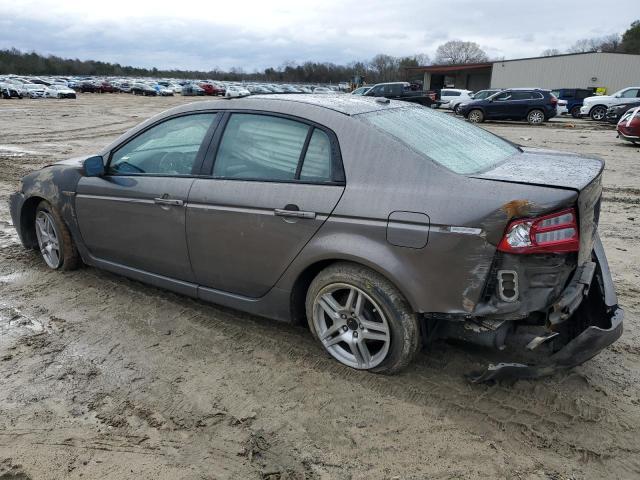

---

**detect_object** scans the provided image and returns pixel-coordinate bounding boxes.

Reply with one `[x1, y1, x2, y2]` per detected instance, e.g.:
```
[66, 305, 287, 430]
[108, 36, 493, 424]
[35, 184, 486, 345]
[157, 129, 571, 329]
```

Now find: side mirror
[84, 155, 105, 177]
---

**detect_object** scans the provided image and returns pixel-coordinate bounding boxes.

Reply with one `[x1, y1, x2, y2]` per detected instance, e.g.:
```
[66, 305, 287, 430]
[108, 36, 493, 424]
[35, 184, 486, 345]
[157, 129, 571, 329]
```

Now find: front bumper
[469, 236, 623, 383]
[580, 105, 590, 116]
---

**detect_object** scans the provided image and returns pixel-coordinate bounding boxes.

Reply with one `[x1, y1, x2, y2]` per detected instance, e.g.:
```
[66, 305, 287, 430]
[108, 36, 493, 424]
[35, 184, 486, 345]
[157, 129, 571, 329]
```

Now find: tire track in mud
[3, 246, 639, 476]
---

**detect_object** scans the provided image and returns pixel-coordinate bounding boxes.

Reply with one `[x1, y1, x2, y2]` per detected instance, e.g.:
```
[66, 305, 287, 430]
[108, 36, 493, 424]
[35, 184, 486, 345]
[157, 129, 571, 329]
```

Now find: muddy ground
[0, 94, 639, 480]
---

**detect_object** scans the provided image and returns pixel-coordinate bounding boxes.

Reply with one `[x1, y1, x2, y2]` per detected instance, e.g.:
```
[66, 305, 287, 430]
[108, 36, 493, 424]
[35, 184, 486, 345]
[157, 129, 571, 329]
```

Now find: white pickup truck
[580, 86, 640, 120]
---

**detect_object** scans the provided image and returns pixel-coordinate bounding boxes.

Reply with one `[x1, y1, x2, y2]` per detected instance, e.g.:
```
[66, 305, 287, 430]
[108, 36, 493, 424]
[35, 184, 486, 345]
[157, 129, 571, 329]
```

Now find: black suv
[458, 89, 557, 125]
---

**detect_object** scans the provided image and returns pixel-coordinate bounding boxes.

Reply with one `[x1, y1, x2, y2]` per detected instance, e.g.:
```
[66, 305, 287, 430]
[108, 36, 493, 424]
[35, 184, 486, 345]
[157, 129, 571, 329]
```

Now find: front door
[485, 90, 512, 119]
[187, 112, 345, 297]
[76, 112, 219, 281]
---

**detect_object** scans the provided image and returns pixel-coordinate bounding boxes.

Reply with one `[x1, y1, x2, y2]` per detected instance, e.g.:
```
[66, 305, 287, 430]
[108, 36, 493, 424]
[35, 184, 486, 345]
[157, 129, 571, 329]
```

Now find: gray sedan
[9, 95, 623, 381]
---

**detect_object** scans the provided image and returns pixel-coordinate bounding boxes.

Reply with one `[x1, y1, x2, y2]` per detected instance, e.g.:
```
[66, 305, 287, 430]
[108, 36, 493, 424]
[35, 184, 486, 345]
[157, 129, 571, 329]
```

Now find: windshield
[361, 106, 518, 174]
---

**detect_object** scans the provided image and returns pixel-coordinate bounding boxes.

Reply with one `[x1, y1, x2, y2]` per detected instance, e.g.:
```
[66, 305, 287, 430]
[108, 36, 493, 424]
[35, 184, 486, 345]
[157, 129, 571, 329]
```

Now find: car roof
[230, 94, 407, 116]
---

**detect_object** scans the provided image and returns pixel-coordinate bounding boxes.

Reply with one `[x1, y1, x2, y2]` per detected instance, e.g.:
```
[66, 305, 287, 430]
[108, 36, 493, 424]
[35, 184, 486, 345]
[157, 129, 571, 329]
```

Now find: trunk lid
[472, 147, 604, 263]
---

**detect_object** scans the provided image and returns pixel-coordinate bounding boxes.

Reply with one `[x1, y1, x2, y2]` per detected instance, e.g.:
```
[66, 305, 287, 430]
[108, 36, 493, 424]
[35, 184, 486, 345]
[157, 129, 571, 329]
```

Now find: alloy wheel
[468, 110, 482, 123]
[35, 211, 62, 269]
[528, 110, 544, 124]
[591, 107, 606, 121]
[312, 283, 391, 369]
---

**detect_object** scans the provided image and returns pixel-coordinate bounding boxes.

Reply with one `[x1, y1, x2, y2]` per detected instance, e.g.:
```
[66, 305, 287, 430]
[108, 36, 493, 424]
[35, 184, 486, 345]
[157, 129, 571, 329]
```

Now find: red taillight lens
[550, 95, 558, 106]
[497, 208, 579, 254]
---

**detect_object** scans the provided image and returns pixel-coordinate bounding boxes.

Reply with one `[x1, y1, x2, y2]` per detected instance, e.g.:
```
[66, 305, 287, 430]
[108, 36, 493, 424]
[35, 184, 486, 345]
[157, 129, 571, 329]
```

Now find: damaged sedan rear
[8, 95, 623, 381]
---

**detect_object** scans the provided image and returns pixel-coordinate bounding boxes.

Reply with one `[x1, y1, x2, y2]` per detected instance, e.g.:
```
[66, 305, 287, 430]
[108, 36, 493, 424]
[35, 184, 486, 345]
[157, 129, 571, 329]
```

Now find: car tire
[305, 262, 421, 374]
[590, 105, 607, 121]
[570, 106, 581, 118]
[467, 109, 484, 123]
[34, 200, 80, 271]
[453, 103, 461, 114]
[527, 109, 545, 125]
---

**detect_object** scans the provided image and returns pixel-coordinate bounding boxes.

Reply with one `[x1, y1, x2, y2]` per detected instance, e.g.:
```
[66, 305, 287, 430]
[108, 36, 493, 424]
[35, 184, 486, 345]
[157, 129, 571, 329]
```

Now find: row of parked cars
[354, 81, 640, 144]
[0, 75, 348, 100]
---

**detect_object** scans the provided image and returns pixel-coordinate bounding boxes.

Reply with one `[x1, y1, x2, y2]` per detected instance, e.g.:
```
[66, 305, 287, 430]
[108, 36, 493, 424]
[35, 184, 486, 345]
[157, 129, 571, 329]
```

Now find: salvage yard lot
[0, 95, 639, 480]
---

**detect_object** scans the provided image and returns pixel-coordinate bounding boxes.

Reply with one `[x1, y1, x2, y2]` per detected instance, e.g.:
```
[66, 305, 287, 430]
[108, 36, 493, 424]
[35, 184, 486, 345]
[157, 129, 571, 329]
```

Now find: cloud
[0, 0, 636, 71]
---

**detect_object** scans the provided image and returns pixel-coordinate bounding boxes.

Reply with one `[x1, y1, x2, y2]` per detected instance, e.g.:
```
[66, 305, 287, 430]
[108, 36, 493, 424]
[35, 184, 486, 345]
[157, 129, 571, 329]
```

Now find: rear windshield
[361, 106, 518, 174]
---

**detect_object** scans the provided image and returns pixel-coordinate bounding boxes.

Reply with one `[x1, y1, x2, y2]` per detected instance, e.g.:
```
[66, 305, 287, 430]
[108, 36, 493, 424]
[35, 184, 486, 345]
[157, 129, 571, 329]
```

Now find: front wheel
[453, 103, 461, 114]
[306, 263, 420, 374]
[527, 109, 545, 125]
[590, 105, 607, 121]
[570, 106, 581, 118]
[34, 201, 80, 270]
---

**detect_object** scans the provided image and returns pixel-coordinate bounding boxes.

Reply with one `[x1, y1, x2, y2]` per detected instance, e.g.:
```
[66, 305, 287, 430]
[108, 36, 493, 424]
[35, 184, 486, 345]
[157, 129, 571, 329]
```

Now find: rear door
[186, 112, 345, 297]
[76, 112, 219, 282]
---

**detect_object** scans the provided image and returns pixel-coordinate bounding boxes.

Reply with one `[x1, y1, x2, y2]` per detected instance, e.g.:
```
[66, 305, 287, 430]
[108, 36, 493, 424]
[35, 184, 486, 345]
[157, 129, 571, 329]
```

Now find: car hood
[470, 147, 603, 191]
[584, 95, 611, 103]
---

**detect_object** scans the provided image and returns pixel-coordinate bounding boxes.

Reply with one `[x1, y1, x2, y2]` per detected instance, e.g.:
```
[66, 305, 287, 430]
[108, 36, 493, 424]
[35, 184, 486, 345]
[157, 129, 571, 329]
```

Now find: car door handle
[154, 197, 184, 207]
[274, 208, 316, 219]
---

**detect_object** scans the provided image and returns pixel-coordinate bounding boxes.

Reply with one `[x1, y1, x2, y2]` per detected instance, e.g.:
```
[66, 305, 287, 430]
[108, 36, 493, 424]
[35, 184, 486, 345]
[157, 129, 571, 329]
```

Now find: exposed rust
[501, 199, 534, 220]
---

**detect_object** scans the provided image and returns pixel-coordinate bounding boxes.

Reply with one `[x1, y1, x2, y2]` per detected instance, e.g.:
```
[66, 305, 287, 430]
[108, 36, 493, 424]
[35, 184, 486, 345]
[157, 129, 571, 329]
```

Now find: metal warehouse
[407, 52, 640, 94]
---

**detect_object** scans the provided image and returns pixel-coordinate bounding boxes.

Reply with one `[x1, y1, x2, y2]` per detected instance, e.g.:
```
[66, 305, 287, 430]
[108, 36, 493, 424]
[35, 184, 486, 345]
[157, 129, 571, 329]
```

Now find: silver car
[9, 95, 623, 381]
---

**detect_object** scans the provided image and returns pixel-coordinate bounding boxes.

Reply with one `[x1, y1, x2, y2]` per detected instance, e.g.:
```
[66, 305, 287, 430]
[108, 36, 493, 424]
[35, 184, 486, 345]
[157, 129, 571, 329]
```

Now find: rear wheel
[570, 106, 581, 118]
[527, 109, 545, 125]
[590, 105, 607, 121]
[467, 109, 484, 123]
[306, 263, 420, 374]
[453, 103, 461, 114]
[34, 201, 79, 270]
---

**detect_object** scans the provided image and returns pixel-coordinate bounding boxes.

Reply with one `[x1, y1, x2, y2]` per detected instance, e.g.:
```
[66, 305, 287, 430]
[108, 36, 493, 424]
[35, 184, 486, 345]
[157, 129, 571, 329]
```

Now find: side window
[576, 90, 591, 99]
[494, 91, 512, 101]
[510, 91, 530, 100]
[441, 90, 450, 97]
[109, 114, 216, 175]
[300, 129, 332, 182]
[449, 91, 461, 97]
[370, 86, 384, 96]
[213, 114, 309, 181]
[563, 90, 575, 98]
[621, 88, 639, 98]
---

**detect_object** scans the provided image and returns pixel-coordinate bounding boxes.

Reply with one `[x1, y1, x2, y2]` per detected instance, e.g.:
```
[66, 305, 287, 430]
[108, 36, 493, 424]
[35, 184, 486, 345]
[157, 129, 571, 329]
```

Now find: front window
[361, 106, 518, 175]
[620, 88, 639, 98]
[109, 114, 216, 175]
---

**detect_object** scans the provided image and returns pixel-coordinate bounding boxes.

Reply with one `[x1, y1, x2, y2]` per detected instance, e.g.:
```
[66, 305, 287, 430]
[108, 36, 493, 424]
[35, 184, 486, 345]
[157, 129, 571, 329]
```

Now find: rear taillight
[497, 208, 579, 254]
[550, 95, 558, 106]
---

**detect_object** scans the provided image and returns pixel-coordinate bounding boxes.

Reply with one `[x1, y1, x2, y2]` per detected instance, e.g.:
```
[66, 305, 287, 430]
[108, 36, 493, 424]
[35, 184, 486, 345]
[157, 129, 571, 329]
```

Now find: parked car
[131, 83, 158, 96]
[351, 86, 371, 95]
[225, 85, 251, 98]
[437, 89, 473, 113]
[181, 83, 205, 96]
[8, 96, 622, 381]
[312, 86, 333, 94]
[556, 99, 568, 115]
[1, 83, 23, 99]
[364, 82, 435, 107]
[75, 81, 101, 93]
[199, 82, 225, 96]
[617, 106, 640, 145]
[20, 83, 46, 98]
[454, 89, 502, 115]
[44, 84, 77, 99]
[550, 88, 593, 118]
[606, 101, 640, 124]
[154, 84, 174, 96]
[97, 81, 118, 93]
[459, 88, 558, 125]
[580, 86, 640, 121]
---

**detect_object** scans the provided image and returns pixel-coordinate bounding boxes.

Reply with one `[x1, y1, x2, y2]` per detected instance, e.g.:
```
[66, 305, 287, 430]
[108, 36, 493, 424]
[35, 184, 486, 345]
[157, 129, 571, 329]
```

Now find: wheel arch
[19, 195, 47, 248]
[287, 254, 417, 326]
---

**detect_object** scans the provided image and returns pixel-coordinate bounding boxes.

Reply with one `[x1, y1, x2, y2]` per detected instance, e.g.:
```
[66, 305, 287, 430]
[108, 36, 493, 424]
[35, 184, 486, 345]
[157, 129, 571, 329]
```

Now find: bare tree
[369, 54, 400, 82]
[569, 34, 622, 53]
[540, 48, 561, 56]
[434, 40, 489, 65]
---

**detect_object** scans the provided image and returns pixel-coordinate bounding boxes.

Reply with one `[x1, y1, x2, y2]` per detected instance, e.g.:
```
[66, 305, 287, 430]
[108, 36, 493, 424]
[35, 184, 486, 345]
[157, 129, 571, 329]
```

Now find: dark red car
[198, 82, 224, 96]
[617, 107, 640, 145]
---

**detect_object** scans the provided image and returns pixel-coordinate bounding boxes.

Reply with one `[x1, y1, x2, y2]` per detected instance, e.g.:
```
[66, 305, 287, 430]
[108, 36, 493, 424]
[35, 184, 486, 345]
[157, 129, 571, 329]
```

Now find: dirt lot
[0, 94, 639, 480]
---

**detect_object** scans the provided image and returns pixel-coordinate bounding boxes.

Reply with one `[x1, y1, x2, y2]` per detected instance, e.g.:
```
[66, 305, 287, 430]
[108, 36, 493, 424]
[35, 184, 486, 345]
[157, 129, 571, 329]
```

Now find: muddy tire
[467, 109, 484, 123]
[527, 109, 545, 125]
[34, 200, 80, 271]
[305, 262, 420, 374]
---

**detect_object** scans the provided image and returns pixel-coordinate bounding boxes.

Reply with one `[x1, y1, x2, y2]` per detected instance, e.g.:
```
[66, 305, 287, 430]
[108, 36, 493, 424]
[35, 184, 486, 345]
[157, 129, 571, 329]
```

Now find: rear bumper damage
[467, 235, 623, 383]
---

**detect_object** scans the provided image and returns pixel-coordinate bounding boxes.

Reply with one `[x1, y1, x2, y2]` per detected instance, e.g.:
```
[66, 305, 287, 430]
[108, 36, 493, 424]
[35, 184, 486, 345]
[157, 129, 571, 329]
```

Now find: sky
[0, 0, 637, 71]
